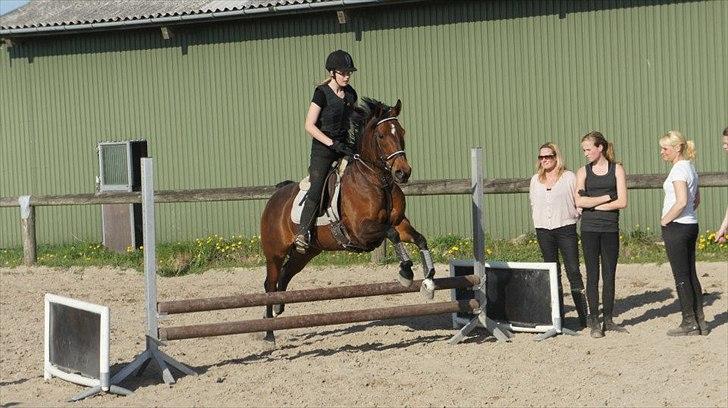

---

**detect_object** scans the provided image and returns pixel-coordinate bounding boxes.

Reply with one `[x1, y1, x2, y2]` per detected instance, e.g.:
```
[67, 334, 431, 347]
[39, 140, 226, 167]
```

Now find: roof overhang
[0, 0, 426, 38]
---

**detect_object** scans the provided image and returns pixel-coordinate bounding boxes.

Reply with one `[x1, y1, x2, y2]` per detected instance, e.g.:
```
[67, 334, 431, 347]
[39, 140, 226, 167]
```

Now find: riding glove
[330, 140, 355, 157]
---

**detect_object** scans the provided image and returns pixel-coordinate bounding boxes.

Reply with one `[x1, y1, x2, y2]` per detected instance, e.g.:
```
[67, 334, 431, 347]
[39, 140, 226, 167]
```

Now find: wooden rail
[158, 299, 480, 341]
[1, 172, 726, 266]
[2, 173, 725, 208]
[158, 275, 481, 314]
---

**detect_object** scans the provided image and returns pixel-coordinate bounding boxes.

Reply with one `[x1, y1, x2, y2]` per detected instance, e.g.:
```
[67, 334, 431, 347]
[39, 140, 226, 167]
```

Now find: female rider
[294, 50, 358, 253]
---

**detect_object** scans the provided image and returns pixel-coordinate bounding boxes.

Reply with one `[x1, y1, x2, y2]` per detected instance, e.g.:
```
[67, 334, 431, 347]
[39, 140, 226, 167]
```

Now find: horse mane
[348, 97, 391, 149]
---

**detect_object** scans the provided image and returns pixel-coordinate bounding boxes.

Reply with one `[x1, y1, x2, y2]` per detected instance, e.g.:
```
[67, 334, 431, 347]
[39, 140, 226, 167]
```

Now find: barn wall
[1, 0, 726, 246]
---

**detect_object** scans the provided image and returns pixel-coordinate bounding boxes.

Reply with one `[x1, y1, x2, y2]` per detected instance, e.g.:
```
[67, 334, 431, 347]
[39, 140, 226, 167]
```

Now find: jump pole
[448, 147, 513, 344]
[110, 158, 196, 388]
[158, 275, 480, 314]
[161, 299, 479, 341]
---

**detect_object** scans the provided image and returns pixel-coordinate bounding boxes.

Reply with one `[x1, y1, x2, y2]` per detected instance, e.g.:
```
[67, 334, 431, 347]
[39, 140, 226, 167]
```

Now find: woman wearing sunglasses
[294, 50, 360, 253]
[529, 142, 588, 330]
[575, 131, 629, 338]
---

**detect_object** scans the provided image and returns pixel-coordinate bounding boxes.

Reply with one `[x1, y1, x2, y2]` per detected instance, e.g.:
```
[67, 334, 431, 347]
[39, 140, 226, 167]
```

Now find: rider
[294, 50, 359, 254]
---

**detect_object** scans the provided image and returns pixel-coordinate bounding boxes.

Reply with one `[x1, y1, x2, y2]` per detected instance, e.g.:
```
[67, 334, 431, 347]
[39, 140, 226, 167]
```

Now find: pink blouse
[529, 170, 580, 230]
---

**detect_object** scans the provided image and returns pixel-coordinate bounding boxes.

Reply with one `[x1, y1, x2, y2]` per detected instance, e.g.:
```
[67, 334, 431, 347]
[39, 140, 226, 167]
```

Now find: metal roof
[0, 0, 401, 33]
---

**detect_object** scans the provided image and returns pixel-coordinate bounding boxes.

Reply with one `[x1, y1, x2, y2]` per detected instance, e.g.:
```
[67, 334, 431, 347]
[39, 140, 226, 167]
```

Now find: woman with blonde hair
[659, 130, 707, 335]
[529, 142, 587, 328]
[575, 131, 628, 338]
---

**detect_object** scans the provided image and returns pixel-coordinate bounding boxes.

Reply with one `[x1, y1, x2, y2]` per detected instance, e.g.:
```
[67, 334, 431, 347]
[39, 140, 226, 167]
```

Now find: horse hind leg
[263, 256, 284, 343]
[272, 250, 317, 317]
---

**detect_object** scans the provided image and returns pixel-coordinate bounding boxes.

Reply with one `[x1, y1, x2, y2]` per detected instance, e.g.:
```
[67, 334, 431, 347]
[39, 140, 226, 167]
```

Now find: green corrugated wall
[1, 0, 727, 246]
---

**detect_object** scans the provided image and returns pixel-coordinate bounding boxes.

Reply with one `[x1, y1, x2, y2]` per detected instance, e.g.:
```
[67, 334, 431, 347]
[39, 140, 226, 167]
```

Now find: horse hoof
[262, 332, 276, 344]
[273, 304, 284, 316]
[397, 274, 413, 287]
[420, 278, 435, 300]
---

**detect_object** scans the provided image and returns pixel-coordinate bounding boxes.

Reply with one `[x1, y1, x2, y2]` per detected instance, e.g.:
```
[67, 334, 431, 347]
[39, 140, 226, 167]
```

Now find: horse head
[353, 98, 411, 184]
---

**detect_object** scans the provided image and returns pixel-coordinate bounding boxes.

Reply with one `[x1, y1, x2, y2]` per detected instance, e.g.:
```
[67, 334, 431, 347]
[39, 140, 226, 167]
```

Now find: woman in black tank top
[575, 131, 629, 338]
[294, 50, 359, 254]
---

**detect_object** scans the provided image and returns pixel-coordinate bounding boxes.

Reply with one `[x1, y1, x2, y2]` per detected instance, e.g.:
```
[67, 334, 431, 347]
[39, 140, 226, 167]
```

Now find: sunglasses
[538, 154, 556, 160]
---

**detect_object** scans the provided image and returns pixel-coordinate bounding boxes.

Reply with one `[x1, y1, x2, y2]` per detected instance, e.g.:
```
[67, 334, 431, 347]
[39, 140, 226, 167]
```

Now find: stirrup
[294, 234, 309, 254]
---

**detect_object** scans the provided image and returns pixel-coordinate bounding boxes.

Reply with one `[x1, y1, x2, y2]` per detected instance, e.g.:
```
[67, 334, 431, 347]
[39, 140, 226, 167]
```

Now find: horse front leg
[394, 218, 436, 299]
[385, 227, 415, 288]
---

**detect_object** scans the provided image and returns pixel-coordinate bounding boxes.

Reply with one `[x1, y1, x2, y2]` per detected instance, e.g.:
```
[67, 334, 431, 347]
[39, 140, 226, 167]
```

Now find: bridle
[353, 117, 407, 181]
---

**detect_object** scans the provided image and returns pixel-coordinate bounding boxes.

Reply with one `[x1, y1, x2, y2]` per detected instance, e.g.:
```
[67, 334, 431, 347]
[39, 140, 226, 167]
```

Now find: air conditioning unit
[97, 140, 147, 252]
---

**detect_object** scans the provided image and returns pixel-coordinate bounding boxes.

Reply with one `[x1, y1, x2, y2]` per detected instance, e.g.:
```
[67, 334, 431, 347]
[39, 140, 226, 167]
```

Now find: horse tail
[275, 180, 296, 189]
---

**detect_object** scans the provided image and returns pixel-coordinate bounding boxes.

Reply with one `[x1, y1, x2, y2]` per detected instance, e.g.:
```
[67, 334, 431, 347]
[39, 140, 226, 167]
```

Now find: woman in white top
[659, 130, 706, 336]
[529, 142, 587, 328]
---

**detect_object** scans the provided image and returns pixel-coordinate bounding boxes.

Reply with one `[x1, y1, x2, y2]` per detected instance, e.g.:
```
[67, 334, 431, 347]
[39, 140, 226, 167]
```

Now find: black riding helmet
[325, 50, 357, 72]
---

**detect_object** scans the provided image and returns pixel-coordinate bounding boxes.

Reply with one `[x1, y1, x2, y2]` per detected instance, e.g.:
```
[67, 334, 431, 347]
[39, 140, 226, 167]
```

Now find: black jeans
[536, 224, 584, 291]
[662, 222, 701, 311]
[298, 141, 345, 234]
[536, 224, 585, 317]
[581, 231, 619, 317]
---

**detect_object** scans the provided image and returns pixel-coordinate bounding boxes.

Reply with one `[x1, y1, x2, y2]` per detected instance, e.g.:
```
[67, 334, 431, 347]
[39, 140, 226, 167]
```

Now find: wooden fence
[1, 173, 726, 265]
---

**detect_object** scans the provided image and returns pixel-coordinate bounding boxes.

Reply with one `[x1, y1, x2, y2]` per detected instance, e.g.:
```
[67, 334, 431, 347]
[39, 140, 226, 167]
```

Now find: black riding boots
[572, 290, 589, 328]
[294, 198, 318, 254]
[667, 282, 700, 336]
[587, 315, 603, 338]
[602, 315, 629, 333]
[694, 290, 710, 335]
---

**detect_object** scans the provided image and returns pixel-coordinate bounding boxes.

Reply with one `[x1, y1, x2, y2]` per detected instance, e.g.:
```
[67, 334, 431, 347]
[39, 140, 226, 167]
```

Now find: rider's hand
[330, 140, 355, 157]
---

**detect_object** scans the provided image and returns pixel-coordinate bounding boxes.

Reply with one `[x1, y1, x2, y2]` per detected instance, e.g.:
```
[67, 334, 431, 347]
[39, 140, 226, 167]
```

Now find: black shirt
[311, 84, 358, 140]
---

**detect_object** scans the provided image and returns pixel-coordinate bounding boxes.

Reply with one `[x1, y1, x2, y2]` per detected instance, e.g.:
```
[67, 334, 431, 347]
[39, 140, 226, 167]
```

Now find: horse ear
[391, 99, 402, 117]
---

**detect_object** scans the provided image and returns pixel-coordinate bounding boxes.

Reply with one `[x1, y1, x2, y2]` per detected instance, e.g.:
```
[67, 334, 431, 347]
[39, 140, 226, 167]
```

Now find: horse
[259, 98, 436, 342]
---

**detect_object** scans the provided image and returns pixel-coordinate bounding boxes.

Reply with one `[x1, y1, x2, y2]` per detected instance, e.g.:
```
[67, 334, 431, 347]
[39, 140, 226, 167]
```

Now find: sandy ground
[1, 262, 727, 407]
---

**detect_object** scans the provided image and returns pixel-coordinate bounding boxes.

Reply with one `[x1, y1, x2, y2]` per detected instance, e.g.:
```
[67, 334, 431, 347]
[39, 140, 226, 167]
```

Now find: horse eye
[377, 134, 384, 139]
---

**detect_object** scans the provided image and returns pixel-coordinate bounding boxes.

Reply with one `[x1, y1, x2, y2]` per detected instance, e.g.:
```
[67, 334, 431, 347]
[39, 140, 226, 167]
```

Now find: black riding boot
[294, 197, 318, 253]
[572, 290, 588, 329]
[587, 315, 603, 338]
[694, 290, 709, 335]
[667, 282, 700, 337]
[602, 315, 628, 333]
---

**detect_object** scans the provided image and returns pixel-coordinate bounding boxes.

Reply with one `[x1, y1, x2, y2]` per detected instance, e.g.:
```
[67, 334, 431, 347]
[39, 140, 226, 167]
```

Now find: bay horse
[260, 98, 436, 341]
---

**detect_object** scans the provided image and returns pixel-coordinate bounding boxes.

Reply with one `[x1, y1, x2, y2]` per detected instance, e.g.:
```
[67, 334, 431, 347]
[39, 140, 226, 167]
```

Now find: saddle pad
[290, 182, 342, 227]
[298, 157, 348, 191]
[291, 158, 348, 226]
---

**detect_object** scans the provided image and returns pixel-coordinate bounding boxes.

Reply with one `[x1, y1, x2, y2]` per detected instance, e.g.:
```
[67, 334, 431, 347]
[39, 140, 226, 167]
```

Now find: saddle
[290, 158, 348, 227]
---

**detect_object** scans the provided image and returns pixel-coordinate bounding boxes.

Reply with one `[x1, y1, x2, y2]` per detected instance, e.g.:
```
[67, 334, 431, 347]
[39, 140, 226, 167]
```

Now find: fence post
[19, 195, 37, 266]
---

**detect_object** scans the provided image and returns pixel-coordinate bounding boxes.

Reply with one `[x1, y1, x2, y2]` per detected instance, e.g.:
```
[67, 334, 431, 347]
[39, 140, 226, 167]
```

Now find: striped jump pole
[159, 299, 480, 341]
[158, 275, 480, 315]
